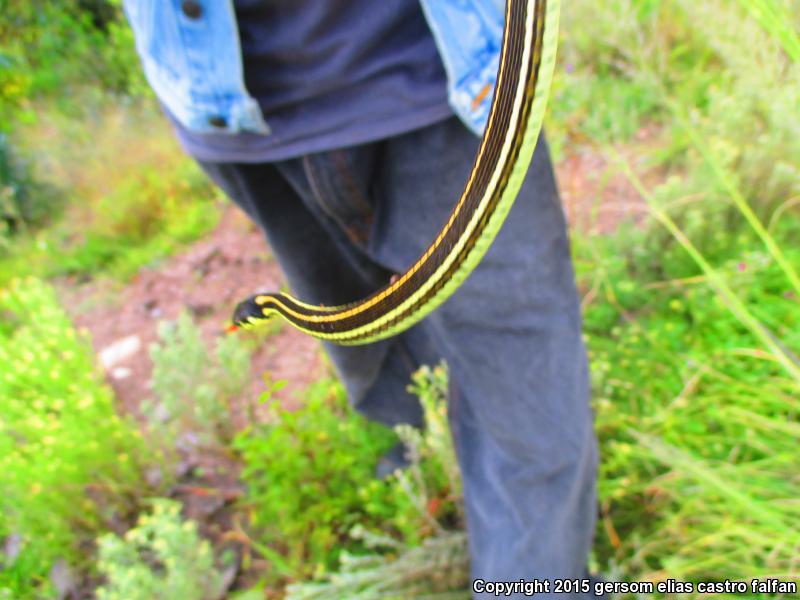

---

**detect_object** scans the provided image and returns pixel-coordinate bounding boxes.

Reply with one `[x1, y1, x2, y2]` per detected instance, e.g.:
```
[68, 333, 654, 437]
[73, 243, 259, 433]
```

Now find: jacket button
[208, 115, 227, 128]
[181, 0, 202, 19]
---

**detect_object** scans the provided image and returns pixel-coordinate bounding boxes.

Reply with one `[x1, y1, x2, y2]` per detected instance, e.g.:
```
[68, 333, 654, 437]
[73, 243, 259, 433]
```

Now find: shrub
[51, 157, 220, 279]
[146, 312, 251, 445]
[0, 0, 146, 128]
[286, 364, 469, 599]
[96, 499, 229, 600]
[0, 277, 149, 598]
[0, 105, 221, 284]
[0, 134, 59, 247]
[233, 378, 418, 582]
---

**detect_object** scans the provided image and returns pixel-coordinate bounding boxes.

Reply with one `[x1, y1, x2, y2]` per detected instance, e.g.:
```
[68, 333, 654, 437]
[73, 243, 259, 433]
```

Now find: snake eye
[231, 295, 262, 327]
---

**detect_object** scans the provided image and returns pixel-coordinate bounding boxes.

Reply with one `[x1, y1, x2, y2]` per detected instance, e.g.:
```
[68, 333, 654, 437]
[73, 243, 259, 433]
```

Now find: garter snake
[230, 0, 560, 345]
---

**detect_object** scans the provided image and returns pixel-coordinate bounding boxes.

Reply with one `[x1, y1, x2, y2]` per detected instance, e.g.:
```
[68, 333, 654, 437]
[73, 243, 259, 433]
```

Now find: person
[123, 1, 599, 597]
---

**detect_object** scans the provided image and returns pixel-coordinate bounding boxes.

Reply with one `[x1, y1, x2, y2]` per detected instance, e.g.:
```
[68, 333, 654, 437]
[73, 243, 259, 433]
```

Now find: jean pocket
[302, 148, 376, 247]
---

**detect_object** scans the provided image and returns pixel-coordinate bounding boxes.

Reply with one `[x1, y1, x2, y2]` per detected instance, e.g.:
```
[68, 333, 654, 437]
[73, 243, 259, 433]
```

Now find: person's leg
[367, 117, 598, 598]
[198, 159, 434, 430]
[200, 116, 598, 595]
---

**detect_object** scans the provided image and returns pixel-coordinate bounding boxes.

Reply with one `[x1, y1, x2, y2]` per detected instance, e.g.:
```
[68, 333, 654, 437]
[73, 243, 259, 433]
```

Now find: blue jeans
[199, 116, 598, 598]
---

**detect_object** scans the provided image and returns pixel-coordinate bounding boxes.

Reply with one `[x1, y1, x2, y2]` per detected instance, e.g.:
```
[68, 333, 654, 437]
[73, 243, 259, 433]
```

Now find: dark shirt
[171, 0, 452, 162]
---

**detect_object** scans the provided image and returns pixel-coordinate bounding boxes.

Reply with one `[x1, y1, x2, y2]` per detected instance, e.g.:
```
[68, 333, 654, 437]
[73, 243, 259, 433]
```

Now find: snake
[229, 0, 560, 345]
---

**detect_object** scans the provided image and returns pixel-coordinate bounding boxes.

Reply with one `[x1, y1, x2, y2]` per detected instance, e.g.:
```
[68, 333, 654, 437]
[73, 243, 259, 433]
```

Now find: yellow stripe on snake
[230, 0, 561, 345]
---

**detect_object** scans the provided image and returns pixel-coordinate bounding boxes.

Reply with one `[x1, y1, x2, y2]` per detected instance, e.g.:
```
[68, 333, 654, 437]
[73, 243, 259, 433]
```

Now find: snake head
[231, 294, 275, 330]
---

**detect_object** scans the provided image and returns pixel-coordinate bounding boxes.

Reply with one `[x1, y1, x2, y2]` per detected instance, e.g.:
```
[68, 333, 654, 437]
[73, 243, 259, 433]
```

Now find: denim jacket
[122, 0, 504, 136]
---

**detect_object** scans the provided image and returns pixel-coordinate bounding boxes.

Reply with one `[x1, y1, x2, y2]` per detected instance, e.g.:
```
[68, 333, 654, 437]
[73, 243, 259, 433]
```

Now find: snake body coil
[231, 0, 561, 345]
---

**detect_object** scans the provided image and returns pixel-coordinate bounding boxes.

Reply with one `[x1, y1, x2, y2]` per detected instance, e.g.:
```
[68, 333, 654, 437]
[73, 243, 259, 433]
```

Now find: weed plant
[51, 157, 219, 279]
[1, 0, 215, 282]
[96, 499, 229, 600]
[0, 278, 149, 598]
[233, 374, 458, 586]
[0, 135, 60, 245]
[288, 0, 800, 594]
[577, 220, 800, 586]
[553, 0, 799, 221]
[146, 312, 251, 446]
[285, 364, 469, 599]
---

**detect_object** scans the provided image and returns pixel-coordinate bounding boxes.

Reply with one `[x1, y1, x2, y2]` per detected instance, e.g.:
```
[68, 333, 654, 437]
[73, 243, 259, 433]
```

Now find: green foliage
[645, 0, 800, 256]
[1, 31, 222, 292]
[286, 364, 469, 600]
[0, 1, 797, 597]
[0, 277, 149, 598]
[552, 1, 800, 588]
[146, 312, 251, 445]
[234, 379, 420, 583]
[736, 0, 800, 61]
[549, 72, 662, 153]
[580, 223, 800, 585]
[287, 529, 469, 600]
[0, 0, 146, 129]
[572, 92, 800, 583]
[50, 160, 219, 279]
[394, 364, 463, 534]
[0, 134, 60, 248]
[96, 499, 229, 600]
[554, 0, 799, 207]
[0, 105, 221, 284]
[553, 0, 729, 145]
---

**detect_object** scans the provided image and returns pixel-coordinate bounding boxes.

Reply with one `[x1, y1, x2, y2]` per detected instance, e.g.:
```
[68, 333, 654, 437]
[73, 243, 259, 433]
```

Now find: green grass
[551, 0, 800, 593]
[577, 221, 800, 589]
